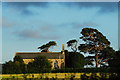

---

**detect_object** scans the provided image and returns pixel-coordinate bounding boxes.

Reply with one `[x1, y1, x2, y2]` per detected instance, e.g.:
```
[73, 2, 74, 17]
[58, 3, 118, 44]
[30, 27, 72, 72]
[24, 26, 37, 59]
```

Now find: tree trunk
[95, 53, 99, 68]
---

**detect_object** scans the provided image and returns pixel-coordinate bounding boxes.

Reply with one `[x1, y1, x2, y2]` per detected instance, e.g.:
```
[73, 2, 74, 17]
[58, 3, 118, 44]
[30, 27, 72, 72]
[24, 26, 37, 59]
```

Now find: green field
[0, 73, 111, 79]
[1, 73, 85, 78]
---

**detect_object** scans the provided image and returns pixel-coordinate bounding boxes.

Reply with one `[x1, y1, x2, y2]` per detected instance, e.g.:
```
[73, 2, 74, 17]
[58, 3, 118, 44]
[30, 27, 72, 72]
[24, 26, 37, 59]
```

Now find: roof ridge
[16, 52, 61, 54]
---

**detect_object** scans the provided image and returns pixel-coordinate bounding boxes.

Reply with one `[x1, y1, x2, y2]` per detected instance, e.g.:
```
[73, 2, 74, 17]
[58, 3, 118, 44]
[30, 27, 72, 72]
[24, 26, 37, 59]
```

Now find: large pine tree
[78, 28, 110, 68]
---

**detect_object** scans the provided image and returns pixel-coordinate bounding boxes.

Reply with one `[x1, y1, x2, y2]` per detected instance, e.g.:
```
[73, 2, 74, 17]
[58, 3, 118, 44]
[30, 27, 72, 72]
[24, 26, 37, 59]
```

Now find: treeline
[2, 51, 85, 74]
[51, 68, 110, 73]
[2, 56, 51, 74]
[2, 50, 120, 74]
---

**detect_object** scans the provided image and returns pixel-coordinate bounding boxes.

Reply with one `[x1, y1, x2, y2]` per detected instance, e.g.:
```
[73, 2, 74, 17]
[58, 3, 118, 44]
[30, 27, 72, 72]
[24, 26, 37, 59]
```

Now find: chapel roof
[15, 52, 65, 59]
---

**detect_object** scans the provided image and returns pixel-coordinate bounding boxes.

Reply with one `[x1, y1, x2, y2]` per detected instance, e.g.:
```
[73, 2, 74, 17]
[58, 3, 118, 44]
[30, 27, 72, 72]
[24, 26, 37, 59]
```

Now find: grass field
[0, 73, 110, 79]
[1, 73, 85, 78]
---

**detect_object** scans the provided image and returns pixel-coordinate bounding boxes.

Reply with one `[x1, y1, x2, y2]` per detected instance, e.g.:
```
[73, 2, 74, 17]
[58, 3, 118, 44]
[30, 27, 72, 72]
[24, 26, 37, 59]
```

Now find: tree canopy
[38, 41, 57, 52]
[67, 39, 78, 52]
[78, 28, 111, 68]
[2, 56, 52, 74]
[108, 50, 120, 73]
[27, 56, 52, 73]
[65, 51, 85, 68]
[13, 55, 24, 63]
[2, 56, 26, 74]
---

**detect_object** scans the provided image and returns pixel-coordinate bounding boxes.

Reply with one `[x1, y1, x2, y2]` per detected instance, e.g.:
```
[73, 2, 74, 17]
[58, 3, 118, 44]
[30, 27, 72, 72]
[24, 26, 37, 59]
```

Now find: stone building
[15, 44, 65, 69]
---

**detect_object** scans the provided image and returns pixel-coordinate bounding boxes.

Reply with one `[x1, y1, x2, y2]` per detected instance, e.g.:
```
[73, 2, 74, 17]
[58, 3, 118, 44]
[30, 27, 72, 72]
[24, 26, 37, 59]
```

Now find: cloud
[3, 2, 48, 9]
[21, 9, 33, 16]
[57, 22, 75, 27]
[39, 23, 56, 32]
[2, 18, 17, 27]
[57, 22, 99, 29]
[16, 30, 41, 38]
[14, 29, 59, 40]
[3, 2, 48, 16]
[61, 2, 118, 13]
[3, 2, 117, 17]
[73, 22, 99, 28]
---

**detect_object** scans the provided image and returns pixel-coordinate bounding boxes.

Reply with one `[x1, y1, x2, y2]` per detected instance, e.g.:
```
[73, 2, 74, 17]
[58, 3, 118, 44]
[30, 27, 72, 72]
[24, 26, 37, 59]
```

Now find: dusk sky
[2, 2, 118, 63]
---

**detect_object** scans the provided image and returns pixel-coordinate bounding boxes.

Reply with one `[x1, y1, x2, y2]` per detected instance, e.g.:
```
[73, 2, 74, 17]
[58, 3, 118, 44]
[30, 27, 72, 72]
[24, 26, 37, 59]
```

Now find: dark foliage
[27, 56, 52, 73]
[13, 56, 24, 63]
[2, 56, 52, 74]
[65, 51, 85, 68]
[38, 41, 56, 52]
[51, 68, 110, 73]
[2, 56, 26, 74]
[108, 50, 120, 73]
[67, 39, 78, 52]
[78, 28, 111, 68]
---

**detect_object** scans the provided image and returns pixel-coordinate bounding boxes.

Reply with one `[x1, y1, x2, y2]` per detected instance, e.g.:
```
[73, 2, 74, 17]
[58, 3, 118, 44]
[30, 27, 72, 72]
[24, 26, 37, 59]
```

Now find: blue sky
[2, 2, 118, 62]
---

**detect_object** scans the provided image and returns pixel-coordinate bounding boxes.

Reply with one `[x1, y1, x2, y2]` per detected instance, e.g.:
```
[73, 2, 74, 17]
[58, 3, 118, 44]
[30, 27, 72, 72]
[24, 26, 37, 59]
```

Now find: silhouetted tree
[38, 41, 57, 52]
[2, 56, 26, 74]
[13, 56, 26, 73]
[67, 39, 78, 52]
[84, 56, 94, 67]
[108, 50, 120, 73]
[78, 28, 110, 68]
[2, 60, 14, 74]
[85, 46, 115, 67]
[66, 39, 85, 68]
[99, 46, 116, 67]
[27, 56, 52, 73]
[13, 56, 24, 63]
[65, 51, 85, 68]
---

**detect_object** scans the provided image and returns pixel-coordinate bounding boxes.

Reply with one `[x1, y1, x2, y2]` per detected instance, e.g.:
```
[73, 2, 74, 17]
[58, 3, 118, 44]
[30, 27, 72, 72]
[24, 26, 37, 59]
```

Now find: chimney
[62, 44, 65, 54]
[62, 44, 64, 51]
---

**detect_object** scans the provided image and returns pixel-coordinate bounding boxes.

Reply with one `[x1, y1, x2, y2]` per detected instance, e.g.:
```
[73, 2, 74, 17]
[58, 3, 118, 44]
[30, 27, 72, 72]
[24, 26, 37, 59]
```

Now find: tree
[27, 56, 52, 73]
[78, 28, 110, 68]
[84, 47, 115, 68]
[99, 46, 116, 67]
[13, 56, 24, 63]
[65, 51, 85, 68]
[2, 56, 26, 74]
[67, 39, 78, 52]
[108, 50, 120, 73]
[2, 60, 14, 74]
[66, 39, 85, 68]
[13, 56, 26, 73]
[84, 56, 94, 67]
[38, 41, 57, 52]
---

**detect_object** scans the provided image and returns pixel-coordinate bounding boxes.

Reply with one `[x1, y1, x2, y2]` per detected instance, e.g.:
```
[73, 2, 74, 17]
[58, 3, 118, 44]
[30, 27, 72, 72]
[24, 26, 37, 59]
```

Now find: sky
[2, 2, 118, 63]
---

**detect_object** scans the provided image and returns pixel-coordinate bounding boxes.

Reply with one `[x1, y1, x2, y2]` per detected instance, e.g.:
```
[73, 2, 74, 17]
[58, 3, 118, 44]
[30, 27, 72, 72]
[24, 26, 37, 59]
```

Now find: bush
[51, 68, 110, 73]
[65, 51, 85, 68]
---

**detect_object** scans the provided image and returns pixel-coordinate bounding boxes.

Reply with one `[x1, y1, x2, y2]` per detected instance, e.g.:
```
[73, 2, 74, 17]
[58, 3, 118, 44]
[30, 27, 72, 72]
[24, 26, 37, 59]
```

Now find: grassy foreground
[1, 73, 86, 78]
[0, 73, 114, 79]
